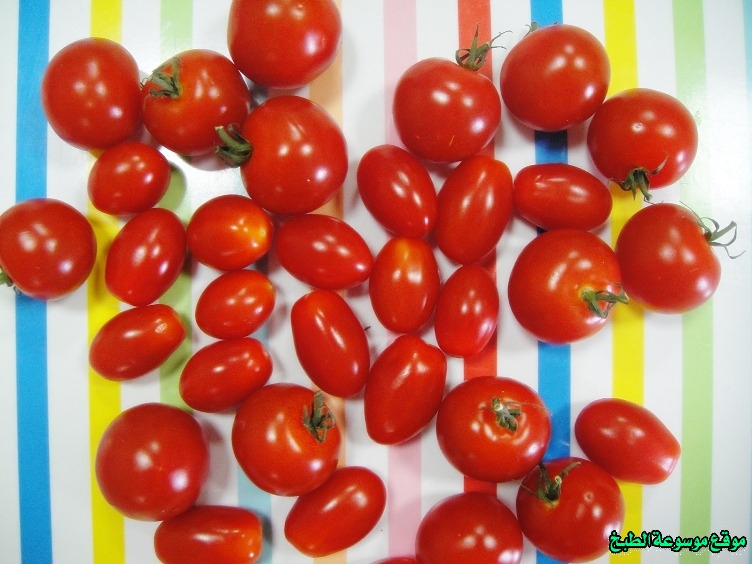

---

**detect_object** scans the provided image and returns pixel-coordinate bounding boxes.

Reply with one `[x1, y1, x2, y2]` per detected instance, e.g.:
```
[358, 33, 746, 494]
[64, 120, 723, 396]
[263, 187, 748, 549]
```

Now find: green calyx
[490, 397, 522, 432]
[535, 460, 581, 504]
[215, 125, 253, 167]
[145, 57, 182, 99]
[302, 390, 336, 444]
[455, 24, 506, 71]
[581, 285, 629, 319]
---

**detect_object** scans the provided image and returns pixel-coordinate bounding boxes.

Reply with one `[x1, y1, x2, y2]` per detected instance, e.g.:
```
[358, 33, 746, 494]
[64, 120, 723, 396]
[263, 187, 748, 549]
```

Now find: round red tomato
[436, 376, 550, 483]
[0, 198, 96, 300]
[154, 505, 263, 564]
[500, 23, 610, 132]
[364, 334, 447, 445]
[285, 466, 386, 557]
[95, 402, 209, 521]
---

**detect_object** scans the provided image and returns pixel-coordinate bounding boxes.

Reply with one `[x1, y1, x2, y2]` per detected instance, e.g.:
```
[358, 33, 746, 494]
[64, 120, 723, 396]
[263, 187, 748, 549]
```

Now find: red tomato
[435, 376, 550, 483]
[154, 505, 263, 564]
[516, 457, 625, 562]
[356, 144, 437, 238]
[434, 155, 513, 265]
[89, 304, 185, 381]
[575, 397, 681, 484]
[500, 23, 610, 132]
[227, 0, 342, 89]
[368, 237, 441, 334]
[513, 163, 613, 231]
[194, 269, 275, 339]
[275, 214, 373, 290]
[186, 194, 273, 271]
[41, 37, 141, 151]
[507, 229, 626, 344]
[415, 491, 523, 564]
[0, 198, 96, 300]
[105, 207, 186, 306]
[284, 466, 386, 557]
[179, 338, 272, 413]
[364, 334, 447, 445]
[95, 403, 209, 521]
[291, 290, 370, 398]
[232, 383, 341, 496]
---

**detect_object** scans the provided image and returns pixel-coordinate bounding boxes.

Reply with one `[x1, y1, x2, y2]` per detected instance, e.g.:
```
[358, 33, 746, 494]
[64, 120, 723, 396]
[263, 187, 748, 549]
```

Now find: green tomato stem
[215, 125, 253, 167]
[302, 390, 336, 444]
[581, 285, 629, 319]
[455, 24, 506, 71]
[144, 57, 181, 99]
[490, 397, 522, 432]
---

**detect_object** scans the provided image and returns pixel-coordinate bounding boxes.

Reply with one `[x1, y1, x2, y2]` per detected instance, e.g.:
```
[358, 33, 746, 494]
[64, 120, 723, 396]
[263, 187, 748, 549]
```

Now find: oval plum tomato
[154, 505, 263, 564]
[507, 229, 627, 344]
[435, 376, 550, 483]
[232, 383, 341, 496]
[95, 402, 209, 521]
[575, 397, 681, 484]
[291, 290, 370, 398]
[41, 37, 141, 151]
[285, 466, 386, 557]
[105, 207, 186, 306]
[275, 214, 373, 290]
[587, 88, 698, 198]
[515, 457, 625, 562]
[186, 194, 273, 271]
[434, 155, 513, 265]
[356, 144, 437, 238]
[141, 49, 251, 157]
[500, 23, 610, 132]
[415, 491, 523, 564]
[0, 198, 96, 300]
[179, 338, 272, 413]
[368, 237, 441, 334]
[89, 303, 185, 381]
[364, 334, 446, 445]
[513, 163, 612, 231]
[194, 269, 275, 339]
[227, 0, 342, 89]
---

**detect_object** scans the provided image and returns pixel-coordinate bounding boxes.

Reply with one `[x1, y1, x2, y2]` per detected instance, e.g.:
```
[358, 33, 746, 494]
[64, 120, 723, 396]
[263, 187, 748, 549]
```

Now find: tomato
[275, 214, 373, 290]
[284, 466, 386, 557]
[227, 0, 342, 89]
[364, 334, 447, 445]
[415, 491, 523, 564]
[154, 505, 263, 564]
[356, 144, 437, 238]
[95, 402, 209, 521]
[435, 376, 550, 483]
[507, 228, 627, 344]
[232, 383, 341, 496]
[500, 23, 610, 132]
[179, 338, 272, 413]
[105, 207, 186, 306]
[0, 198, 96, 300]
[141, 49, 251, 157]
[186, 194, 273, 271]
[434, 155, 513, 265]
[515, 457, 625, 562]
[368, 237, 441, 334]
[89, 303, 185, 381]
[194, 269, 275, 340]
[291, 290, 370, 398]
[41, 37, 141, 151]
[587, 88, 698, 198]
[575, 397, 681, 484]
[513, 163, 612, 231]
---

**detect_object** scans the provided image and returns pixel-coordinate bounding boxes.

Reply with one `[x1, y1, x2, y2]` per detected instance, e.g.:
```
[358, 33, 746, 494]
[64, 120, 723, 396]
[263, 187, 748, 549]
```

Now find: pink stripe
[384, 0, 417, 147]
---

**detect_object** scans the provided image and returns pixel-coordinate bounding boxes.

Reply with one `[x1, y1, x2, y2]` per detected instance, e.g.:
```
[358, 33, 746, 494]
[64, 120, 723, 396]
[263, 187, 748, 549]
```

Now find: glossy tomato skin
[575, 397, 681, 484]
[435, 155, 514, 265]
[154, 505, 263, 564]
[0, 198, 96, 300]
[364, 334, 447, 445]
[500, 24, 610, 132]
[95, 402, 209, 521]
[284, 466, 387, 557]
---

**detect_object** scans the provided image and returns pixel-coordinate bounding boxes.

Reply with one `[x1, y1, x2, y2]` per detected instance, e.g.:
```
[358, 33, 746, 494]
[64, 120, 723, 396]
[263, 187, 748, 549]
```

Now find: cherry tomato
[154, 505, 263, 564]
[434, 155, 513, 265]
[284, 466, 386, 557]
[364, 334, 447, 445]
[0, 198, 96, 300]
[95, 402, 209, 521]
